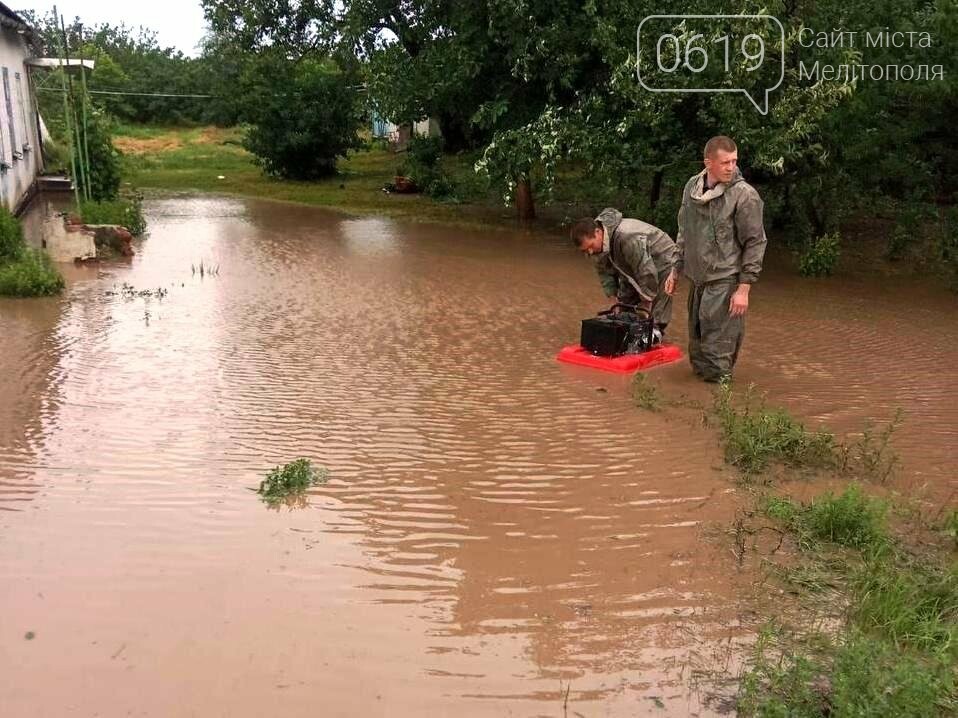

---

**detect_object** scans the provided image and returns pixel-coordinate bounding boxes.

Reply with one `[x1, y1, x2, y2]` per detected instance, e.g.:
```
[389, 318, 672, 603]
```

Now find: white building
[0, 4, 42, 214]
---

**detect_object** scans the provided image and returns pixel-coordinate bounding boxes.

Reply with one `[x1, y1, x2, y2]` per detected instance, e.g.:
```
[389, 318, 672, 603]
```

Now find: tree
[241, 54, 362, 179]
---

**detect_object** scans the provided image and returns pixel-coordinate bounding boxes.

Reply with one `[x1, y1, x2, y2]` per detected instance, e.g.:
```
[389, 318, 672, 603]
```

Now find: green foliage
[0, 250, 65, 297]
[714, 384, 837, 475]
[85, 110, 123, 202]
[257, 458, 328, 503]
[0, 208, 64, 297]
[20, 11, 226, 125]
[851, 558, 958, 657]
[242, 56, 362, 180]
[764, 486, 888, 551]
[81, 197, 147, 236]
[939, 207, 958, 291]
[830, 634, 953, 717]
[740, 632, 953, 718]
[799, 233, 842, 278]
[803, 487, 888, 550]
[0, 206, 23, 262]
[400, 136, 458, 199]
[738, 636, 825, 717]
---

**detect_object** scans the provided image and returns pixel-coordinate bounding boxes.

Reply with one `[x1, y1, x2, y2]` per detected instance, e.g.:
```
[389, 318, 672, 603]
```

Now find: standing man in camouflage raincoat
[571, 208, 677, 332]
[664, 136, 767, 382]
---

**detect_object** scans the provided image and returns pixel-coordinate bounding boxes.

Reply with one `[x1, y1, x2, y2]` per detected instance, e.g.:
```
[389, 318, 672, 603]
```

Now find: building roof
[27, 58, 96, 71]
[0, 3, 30, 33]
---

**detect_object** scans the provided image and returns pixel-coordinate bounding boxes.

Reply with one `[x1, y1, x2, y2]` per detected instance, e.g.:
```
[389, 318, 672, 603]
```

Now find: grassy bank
[116, 125, 520, 229]
[704, 383, 956, 715]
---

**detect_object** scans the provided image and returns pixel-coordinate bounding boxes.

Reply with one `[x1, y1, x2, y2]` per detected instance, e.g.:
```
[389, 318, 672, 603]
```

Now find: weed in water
[192, 260, 220, 278]
[631, 374, 662, 412]
[257, 458, 328, 504]
[838, 409, 903, 483]
[714, 384, 837, 475]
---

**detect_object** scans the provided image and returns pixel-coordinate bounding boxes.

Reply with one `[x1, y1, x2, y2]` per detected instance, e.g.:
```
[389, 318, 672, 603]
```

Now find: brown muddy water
[1, 195, 956, 717]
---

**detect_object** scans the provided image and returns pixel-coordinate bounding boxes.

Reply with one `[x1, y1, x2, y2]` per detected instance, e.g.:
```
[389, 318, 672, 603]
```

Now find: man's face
[704, 149, 738, 184]
[578, 229, 604, 256]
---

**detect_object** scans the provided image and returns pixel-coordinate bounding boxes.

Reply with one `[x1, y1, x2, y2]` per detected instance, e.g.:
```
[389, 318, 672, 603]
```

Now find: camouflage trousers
[687, 279, 744, 382]
[618, 266, 674, 332]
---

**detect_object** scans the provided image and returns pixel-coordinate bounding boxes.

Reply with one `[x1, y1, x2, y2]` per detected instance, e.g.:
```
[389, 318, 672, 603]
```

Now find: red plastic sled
[556, 343, 684, 374]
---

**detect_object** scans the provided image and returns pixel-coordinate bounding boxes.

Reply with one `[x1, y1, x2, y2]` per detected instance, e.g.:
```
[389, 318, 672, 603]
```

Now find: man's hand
[664, 270, 677, 296]
[729, 284, 750, 316]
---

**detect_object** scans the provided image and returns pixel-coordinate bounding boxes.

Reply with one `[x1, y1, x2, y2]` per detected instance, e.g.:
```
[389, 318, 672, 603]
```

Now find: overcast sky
[15, 1, 209, 56]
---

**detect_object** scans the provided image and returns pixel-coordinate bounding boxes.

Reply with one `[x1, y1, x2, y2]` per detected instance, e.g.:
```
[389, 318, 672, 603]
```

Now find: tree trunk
[649, 168, 665, 208]
[516, 176, 536, 221]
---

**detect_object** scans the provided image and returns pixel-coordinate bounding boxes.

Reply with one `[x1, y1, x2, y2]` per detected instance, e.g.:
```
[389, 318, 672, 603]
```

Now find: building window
[2, 68, 20, 161]
[15, 72, 30, 154]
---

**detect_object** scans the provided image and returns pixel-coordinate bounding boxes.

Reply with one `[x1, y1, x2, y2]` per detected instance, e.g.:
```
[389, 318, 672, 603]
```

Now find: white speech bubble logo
[636, 15, 785, 115]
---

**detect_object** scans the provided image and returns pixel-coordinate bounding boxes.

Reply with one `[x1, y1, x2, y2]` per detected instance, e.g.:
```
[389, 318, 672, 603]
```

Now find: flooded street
[1, 195, 956, 717]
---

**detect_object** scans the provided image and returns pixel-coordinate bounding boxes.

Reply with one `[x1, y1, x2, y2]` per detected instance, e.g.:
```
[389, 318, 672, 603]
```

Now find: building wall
[0, 28, 39, 213]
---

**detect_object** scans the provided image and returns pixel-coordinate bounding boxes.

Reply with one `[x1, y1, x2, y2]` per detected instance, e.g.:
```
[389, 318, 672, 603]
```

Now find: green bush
[401, 135, 457, 199]
[407, 135, 442, 170]
[243, 55, 362, 180]
[81, 197, 147, 236]
[799, 232, 841, 277]
[0, 249, 65, 297]
[0, 207, 64, 297]
[85, 109, 122, 202]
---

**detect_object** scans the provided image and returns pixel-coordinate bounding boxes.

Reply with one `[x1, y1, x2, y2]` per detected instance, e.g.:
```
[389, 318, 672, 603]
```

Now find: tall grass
[743, 486, 957, 715]
[714, 383, 837, 474]
[80, 197, 147, 236]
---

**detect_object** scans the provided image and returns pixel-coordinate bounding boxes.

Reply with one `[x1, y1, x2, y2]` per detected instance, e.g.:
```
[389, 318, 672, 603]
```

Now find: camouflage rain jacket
[593, 208, 677, 303]
[674, 169, 767, 285]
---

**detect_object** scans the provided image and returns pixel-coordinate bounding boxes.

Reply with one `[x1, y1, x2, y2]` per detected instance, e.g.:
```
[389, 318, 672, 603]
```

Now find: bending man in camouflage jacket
[665, 136, 767, 382]
[571, 208, 677, 331]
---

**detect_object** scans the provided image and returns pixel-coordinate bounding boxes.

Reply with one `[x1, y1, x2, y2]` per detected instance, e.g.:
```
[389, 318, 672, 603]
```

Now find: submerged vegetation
[0, 208, 64, 298]
[631, 374, 663, 412]
[713, 383, 837, 476]
[257, 458, 328, 505]
[713, 383, 905, 483]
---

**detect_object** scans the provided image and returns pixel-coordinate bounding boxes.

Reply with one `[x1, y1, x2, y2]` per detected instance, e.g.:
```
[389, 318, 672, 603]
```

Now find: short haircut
[704, 135, 737, 158]
[570, 218, 600, 246]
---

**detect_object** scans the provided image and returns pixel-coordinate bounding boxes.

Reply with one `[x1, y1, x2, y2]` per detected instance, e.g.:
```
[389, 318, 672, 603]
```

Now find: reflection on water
[0, 195, 955, 716]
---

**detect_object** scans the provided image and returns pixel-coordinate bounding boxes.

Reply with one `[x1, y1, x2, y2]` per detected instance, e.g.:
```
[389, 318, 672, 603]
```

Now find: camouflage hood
[688, 168, 745, 205]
